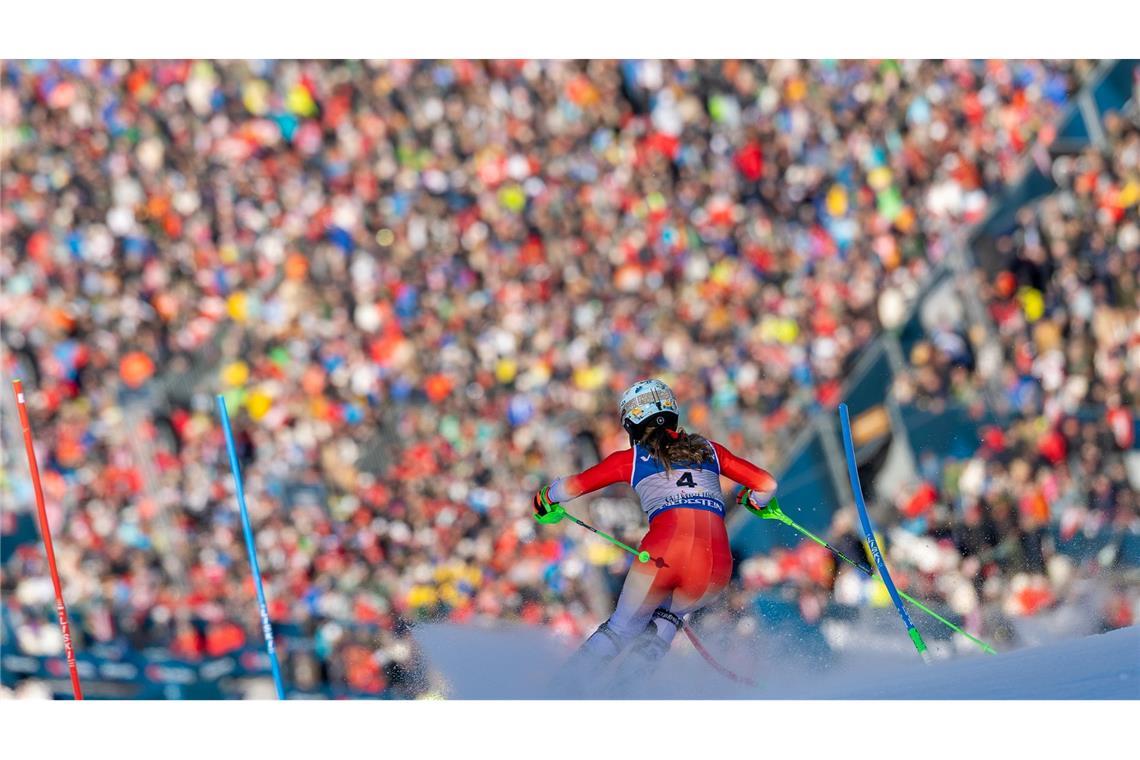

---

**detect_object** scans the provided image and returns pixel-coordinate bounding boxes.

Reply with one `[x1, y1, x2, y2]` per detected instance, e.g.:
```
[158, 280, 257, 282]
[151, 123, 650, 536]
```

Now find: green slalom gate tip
[908, 627, 928, 653]
[637, 550, 651, 563]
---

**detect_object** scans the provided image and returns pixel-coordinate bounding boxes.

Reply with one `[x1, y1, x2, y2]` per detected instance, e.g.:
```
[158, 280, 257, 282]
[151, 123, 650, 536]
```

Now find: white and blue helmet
[619, 379, 679, 437]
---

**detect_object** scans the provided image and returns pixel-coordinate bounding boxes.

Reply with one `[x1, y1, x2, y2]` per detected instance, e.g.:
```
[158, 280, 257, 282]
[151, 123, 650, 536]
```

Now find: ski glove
[533, 485, 565, 524]
[736, 487, 773, 515]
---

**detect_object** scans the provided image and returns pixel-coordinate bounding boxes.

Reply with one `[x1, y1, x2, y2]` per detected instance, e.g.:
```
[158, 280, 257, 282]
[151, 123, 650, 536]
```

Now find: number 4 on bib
[675, 472, 696, 488]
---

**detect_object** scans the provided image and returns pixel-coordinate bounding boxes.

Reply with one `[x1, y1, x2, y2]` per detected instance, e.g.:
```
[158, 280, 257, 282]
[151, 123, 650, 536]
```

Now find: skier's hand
[533, 485, 564, 524]
[736, 487, 773, 515]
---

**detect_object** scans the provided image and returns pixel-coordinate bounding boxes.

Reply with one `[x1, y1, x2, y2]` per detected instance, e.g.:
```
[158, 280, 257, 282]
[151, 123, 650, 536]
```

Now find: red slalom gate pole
[682, 623, 758, 688]
[12, 379, 84, 699]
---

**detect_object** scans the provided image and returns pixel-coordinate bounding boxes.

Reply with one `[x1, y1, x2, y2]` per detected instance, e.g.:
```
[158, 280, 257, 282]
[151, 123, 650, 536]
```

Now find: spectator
[1, 60, 1109, 694]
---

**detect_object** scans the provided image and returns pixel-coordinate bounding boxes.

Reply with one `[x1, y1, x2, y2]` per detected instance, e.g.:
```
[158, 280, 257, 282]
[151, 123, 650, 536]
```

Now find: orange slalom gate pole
[12, 379, 84, 699]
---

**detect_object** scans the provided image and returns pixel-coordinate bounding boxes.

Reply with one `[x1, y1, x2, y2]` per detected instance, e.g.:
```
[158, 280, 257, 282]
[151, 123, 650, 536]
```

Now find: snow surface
[415, 623, 1139, 699]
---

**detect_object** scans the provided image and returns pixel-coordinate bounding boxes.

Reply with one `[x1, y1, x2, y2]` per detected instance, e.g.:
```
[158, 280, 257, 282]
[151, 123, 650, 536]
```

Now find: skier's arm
[548, 449, 634, 503]
[711, 441, 777, 507]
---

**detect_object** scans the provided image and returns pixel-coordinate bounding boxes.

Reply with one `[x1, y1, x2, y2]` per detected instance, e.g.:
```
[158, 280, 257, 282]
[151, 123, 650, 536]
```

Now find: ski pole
[749, 497, 874, 575]
[746, 496, 997, 655]
[537, 505, 651, 563]
[12, 380, 84, 699]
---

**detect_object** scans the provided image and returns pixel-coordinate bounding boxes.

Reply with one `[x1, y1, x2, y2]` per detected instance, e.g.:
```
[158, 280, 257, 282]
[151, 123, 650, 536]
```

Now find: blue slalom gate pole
[838, 403, 931, 663]
[217, 394, 287, 698]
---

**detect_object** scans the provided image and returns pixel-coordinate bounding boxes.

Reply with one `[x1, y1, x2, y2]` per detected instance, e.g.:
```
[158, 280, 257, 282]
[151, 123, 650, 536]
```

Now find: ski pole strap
[559, 512, 651, 564]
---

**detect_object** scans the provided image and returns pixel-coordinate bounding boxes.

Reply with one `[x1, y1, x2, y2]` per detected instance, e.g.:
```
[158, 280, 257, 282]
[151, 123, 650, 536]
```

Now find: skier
[533, 378, 777, 688]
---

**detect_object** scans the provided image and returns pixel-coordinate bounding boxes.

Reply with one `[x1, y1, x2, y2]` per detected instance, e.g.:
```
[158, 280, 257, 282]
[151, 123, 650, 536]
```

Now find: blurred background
[0, 59, 1137, 699]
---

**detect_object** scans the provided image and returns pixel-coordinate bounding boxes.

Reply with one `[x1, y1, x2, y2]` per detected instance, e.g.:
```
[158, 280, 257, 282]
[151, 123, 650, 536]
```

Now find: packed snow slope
[416, 623, 1139, 699]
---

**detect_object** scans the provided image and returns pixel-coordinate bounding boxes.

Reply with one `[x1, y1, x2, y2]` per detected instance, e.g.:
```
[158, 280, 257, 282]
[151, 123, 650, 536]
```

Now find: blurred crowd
[737, 79, 1140, 644]
[1, 59, 1121, 695]
[905, 101, 1138, 625]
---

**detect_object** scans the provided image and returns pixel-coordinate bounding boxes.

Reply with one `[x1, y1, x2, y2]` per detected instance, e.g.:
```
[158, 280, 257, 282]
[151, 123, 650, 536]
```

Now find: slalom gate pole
[542, 507, 758, 686]
[681, 625, 758, 687]
[216, 395, 286, 699]
[747, 498, 996, 655]
[12, 380, 84, 699]
[838, 403, 931, 663]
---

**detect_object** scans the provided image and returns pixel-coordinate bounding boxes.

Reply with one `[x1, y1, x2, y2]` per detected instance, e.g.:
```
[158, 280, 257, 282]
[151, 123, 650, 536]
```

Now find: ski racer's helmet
[618, 379, 679, 441]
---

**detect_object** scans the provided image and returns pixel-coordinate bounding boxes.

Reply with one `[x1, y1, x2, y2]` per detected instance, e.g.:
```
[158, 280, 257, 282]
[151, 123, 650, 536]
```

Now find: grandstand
[1, 59, 1136, 699]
